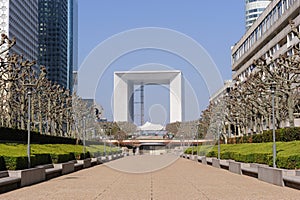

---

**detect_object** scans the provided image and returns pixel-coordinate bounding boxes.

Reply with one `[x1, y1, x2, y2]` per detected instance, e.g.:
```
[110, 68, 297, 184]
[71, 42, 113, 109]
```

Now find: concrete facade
[114, 71, 183, 123]
[229, 0, 300, 131]
[232, 0, 300, 81]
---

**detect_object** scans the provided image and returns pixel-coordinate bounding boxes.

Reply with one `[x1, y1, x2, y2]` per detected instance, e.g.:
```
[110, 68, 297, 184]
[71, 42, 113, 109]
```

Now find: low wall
[54, 162, 74, 175]
[8, 168, 45, 187]
[212, 158, 220, 168]
[258, 166, 284, 186]
[229, 161, 242, 175]
[77, 158, 91, 168]
[201, 157, 207, 165]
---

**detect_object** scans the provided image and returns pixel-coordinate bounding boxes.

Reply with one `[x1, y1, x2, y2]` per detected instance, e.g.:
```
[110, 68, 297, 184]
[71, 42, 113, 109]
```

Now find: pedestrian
[133, 147, 136, 155]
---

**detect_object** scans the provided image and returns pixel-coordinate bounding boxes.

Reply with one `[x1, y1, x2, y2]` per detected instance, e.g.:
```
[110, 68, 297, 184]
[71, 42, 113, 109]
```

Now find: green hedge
[50, 153, 76, 164]
[206, 151, 273, 166]
[0, 143, 118, 170]
[190, 148, 300, 169]
[185, 141, 300, 169]
[2, 154, 52, 170]
[1, 153, 78, 170]
[277, 155, 300, 169]
[0, 156, 6, 170]
[0, 152, 94, 170]
[227, 127, 300, 144]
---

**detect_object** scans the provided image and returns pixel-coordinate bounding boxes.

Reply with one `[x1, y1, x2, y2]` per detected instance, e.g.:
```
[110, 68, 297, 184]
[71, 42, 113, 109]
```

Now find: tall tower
[68, 0, 78, 94]
[245, 0, 272, 30]
[38, 0, 76, 92]
[0, 0, 38, 61]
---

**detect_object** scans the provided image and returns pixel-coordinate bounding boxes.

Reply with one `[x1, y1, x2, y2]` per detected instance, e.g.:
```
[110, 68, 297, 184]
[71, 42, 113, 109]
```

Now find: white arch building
[114, 70, 183, 123]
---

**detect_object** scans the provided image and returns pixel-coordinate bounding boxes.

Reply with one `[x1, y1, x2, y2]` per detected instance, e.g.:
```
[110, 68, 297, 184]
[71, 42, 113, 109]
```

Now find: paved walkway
[1, 155, 300, 200]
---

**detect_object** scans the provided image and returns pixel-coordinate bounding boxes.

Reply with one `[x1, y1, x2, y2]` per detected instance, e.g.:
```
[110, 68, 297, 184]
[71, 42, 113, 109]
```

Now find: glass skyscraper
[68, 0, 78, 93]
[38, 0, 77, 92]
[0, 0, 38, 61]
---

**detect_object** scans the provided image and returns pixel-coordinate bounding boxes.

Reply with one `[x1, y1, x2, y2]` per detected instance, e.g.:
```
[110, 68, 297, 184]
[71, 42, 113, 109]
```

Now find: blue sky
[77, 1, 245, 125]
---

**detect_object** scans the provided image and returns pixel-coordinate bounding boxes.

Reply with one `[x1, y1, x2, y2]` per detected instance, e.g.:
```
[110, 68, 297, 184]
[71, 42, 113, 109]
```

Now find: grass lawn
[0, 143, 120, 157]
[0, 143, 121, 170]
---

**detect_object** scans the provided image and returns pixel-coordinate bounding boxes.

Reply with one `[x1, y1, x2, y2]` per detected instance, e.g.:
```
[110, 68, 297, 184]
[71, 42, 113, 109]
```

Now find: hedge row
[207, 151, 273, 166]
[227, 127, 300, 144]
[0, 152, 91, 170]
[0, 127, 80, 144]
[207, 150, 300, 169]
[186, 148, 300, 169]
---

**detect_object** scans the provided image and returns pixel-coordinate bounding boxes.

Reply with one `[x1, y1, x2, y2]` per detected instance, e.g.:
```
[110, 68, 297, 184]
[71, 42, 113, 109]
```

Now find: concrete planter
[8, 168, 45, 187]
[212, 158, 220, 168]
[54, 162, 75, 174]
[201, 156, 207, 165]
[258, 166, 284, 186]
[229, 161, 242, 175]
[96, 157, 103, 164]
[101, 156, 107, 162]
[77, 158, 91, 168]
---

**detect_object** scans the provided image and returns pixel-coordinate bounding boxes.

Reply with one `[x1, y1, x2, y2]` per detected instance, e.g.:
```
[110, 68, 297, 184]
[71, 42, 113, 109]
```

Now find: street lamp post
[270, 82, 276, 168]
[196, 124, 199, 157]
[191, 134, 194, 156]
[217, 122, 220, 160]
[104, 136, 106, 156]
[109, 127, 112, 155]
[83, 116, 86, 159]
[180, 134, 183, 148]
[191, 127, 194, 156]
[27, 88, 32, 168]
[117, 132, 120, 148]
[24, 83, 35, 169]
[102, 124, 107, 157]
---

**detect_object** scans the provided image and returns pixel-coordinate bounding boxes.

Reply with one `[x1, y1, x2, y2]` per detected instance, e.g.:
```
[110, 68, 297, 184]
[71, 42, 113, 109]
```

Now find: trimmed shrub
[0, 156, 6, 170]
[2, 154, 52, 170]
[3, 156, 30, 170]
[228, 127, 300, 144]
[51, 153, 75, 164]
[32, 154, 52, 166]
[79, 151, 91, 160]
[277, 155, 300, 169]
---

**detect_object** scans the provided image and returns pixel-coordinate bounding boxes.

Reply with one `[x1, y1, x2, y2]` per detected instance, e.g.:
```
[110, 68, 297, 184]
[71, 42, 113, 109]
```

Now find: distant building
[209, 80, 233, 104]
[0, 0, 38, 61]
[245, 0, 272, 30]
[38, 0, 77, 92]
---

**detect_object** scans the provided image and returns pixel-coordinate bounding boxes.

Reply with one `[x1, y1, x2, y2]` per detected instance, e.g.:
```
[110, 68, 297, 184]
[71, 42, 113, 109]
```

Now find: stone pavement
[1, 155, 299, 200]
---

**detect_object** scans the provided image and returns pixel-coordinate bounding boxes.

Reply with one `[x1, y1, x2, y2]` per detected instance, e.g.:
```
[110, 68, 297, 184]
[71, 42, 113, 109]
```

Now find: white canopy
[138, 122, 165, 131]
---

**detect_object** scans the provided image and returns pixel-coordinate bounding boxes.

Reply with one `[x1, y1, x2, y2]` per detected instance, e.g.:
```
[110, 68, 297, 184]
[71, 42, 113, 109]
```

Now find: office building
[233, 0, 299, 82]
[230, 0, 300, 134]
[68, 0, 78, 93]
[0, 0, 38, 61]
[38, 0, 77, 92]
